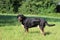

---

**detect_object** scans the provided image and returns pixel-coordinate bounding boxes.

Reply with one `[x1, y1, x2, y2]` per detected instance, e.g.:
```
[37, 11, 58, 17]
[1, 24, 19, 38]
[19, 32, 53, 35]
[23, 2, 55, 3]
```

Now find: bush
[18, 0, 56, 14]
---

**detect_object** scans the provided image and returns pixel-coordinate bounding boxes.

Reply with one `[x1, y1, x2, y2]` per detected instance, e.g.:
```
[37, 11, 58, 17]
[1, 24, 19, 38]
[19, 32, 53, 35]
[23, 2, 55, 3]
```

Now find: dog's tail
[45, 22, 55, 27]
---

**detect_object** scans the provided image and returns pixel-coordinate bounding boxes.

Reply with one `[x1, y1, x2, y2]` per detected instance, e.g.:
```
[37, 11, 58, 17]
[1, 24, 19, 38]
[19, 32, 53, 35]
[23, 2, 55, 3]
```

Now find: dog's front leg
[24, 26, 29, 33]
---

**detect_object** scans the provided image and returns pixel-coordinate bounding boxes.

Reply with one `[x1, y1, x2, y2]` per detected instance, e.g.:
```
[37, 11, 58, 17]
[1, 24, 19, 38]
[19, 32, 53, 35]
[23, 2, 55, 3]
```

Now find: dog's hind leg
[39, 23, 46, 36]
[39, 26, 45, 36]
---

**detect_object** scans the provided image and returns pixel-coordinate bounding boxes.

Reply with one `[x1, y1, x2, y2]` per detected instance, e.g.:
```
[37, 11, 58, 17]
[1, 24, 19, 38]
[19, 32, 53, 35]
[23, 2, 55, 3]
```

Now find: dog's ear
[21, 14, 26, 19]
[20, 14, 24, 16]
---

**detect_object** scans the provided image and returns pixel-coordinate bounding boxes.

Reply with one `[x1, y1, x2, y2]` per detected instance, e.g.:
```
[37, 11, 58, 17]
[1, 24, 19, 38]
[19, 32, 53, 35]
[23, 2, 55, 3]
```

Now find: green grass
[0, 14, 60, 40]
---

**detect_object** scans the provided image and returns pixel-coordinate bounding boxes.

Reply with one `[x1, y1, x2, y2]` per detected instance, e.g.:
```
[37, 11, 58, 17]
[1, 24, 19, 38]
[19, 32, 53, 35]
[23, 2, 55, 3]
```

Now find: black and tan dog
[17, 14, 55, 35]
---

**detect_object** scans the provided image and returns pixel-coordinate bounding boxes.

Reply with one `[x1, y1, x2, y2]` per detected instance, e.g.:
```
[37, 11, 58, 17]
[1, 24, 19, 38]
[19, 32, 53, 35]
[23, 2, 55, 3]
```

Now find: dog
[17, 14, 55, 35]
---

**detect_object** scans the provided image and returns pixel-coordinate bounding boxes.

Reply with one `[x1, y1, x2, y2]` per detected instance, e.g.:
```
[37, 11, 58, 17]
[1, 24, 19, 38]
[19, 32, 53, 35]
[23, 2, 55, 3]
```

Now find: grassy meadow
[0, 14, 60, 40]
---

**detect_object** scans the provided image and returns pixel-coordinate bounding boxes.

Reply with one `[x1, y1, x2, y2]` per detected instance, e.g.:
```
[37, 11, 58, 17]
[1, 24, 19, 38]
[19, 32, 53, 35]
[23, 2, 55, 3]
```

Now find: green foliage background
[0, 0, 59, 14]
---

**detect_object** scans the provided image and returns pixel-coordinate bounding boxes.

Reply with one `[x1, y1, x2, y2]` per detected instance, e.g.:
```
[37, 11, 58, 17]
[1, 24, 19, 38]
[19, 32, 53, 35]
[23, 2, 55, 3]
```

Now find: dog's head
[17, 14, 26, 21]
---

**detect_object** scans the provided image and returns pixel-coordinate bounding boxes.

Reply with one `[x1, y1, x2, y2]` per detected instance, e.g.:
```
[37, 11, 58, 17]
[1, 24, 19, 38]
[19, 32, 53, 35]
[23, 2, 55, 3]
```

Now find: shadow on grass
[30, 31, 51, 35]
[0, 15, 60, 26]
[45, 32, 51, 36]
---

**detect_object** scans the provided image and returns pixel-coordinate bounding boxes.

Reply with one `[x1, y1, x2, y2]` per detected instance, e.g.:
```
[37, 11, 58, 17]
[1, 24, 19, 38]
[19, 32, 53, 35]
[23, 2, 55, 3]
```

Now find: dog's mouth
[18, 17, 22, 21]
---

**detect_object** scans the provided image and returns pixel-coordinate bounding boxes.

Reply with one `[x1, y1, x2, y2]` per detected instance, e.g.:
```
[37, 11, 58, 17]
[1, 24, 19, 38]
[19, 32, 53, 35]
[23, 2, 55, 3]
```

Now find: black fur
[17, 14, 55, 35]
